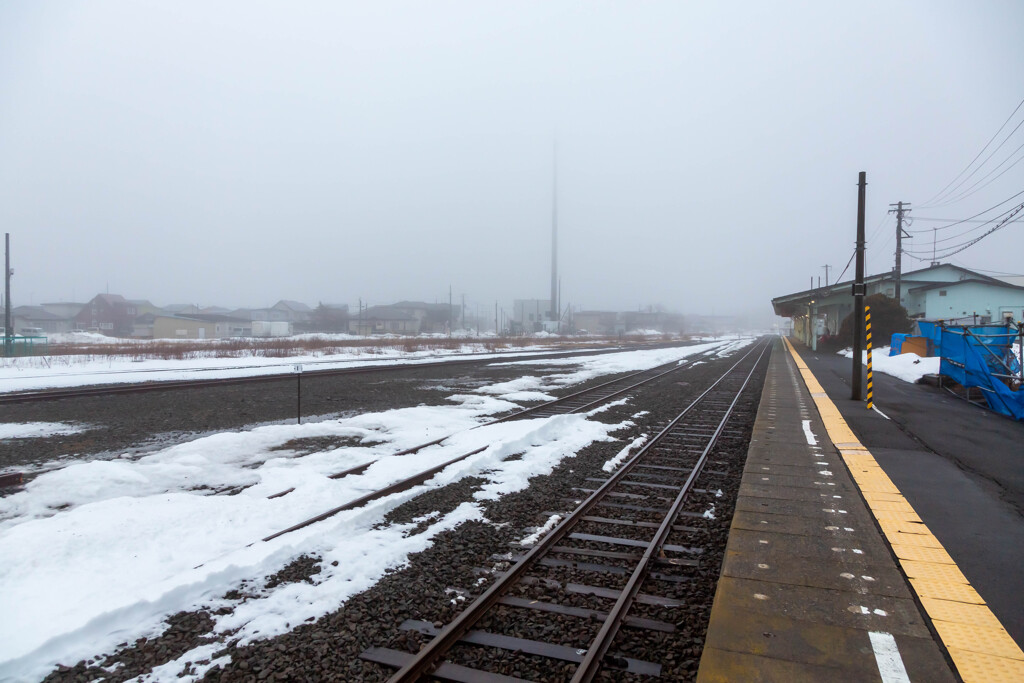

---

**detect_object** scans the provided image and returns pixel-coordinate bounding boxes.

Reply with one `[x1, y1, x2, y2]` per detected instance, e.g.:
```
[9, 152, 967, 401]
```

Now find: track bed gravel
[30, 344, 764, 682]
[1, 360, 621, 473]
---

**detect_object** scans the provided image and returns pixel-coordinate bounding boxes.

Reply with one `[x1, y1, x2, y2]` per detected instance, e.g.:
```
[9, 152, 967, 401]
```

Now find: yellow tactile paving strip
[783, 337, 1024, 683]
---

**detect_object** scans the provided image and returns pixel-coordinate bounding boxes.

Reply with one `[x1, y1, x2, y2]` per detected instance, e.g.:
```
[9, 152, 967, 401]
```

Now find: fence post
[866, 305, 873, 410]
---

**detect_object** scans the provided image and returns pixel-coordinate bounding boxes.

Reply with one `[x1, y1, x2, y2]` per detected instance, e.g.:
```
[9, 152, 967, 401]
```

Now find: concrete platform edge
[781, 337, 1024, 683]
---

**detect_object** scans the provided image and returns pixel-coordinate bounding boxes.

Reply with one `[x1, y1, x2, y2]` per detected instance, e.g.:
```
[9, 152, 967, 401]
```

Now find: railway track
[260, 348, 722, 540]
[357, 338, 771, 681]
[0, 341, 685, 405]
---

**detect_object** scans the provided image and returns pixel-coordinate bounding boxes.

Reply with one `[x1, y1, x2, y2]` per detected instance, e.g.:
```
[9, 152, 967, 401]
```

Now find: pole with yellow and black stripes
[865, 305, 873, 409]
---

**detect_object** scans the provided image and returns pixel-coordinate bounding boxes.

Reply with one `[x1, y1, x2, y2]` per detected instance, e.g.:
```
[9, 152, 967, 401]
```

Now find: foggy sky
[2, 1, 1023, 323]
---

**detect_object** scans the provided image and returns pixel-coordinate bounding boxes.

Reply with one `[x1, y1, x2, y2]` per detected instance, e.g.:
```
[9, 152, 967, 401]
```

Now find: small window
[939, 290, 947, 296]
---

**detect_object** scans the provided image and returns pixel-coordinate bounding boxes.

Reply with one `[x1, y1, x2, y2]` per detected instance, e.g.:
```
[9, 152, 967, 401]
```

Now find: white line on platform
[871, 405, 891, 420]
[801, 419, 817, 445]
[869, 631, 911, 683]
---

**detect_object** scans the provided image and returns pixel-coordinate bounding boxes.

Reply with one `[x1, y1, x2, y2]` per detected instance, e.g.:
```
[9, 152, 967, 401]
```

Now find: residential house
[12, 306, 68, 334]
[152, 313, 252, 340]
[272, 300, 314, 329]
[41, 302, 86, 321]
[772, 263, 1024, 346]
[73, 294, 138, 336]
[349, 305, 420, 335]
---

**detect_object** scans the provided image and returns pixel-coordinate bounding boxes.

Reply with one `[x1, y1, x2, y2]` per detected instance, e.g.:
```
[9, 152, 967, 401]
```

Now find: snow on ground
[602, 434, 649, 473]
[0, 339, 741, 681]
[484, 337, 754, 402]
[0, 422, 87, 440]
[838, 347, 940, 384]
[0, 342, 567, 394]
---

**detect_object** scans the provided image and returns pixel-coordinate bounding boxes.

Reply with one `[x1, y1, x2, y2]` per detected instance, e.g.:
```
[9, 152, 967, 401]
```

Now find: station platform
[697, 337, 1024, 682]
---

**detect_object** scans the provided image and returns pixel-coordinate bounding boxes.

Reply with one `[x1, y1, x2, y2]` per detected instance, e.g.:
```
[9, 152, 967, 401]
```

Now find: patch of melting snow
[519, 514, 562, 546]
[0, 422, 89, 440]
[601, 434, 649, 473]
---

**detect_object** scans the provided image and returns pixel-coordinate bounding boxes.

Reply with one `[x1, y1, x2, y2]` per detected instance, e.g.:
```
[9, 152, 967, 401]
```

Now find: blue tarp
[915, 321, 942, 356]
[889, 333, 908, 356]
[939, 325, 1024, 421]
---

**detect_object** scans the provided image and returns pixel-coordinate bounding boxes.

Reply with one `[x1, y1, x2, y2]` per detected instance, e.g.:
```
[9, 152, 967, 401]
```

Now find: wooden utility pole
[4, 233, 11, 358]
[889, 201, 912, 304]
[852, 172, 867, 401]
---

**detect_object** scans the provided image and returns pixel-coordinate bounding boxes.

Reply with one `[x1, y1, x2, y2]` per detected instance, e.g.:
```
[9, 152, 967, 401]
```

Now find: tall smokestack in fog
[550, 142, 558, 327]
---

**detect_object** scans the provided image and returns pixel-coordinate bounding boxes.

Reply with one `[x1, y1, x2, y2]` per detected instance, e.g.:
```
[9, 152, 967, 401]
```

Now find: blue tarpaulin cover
[915, 321, 942, 356]
[939, 325, 1023, 421]
[889, 333, 908, 356]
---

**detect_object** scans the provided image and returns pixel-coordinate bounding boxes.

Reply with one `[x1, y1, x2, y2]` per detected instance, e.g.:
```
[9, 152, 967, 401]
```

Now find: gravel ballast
[18, 342, 767, 682]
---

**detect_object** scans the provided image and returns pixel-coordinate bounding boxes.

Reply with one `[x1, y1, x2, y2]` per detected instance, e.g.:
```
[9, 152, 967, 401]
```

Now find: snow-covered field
[838, 347, 940, 383]
[0, 338, 751, 681]
[0, 341, 575, 395]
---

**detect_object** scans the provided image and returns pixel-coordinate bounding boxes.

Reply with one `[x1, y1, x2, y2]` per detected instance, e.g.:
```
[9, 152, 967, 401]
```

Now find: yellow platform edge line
[780, 337, 1024, 671]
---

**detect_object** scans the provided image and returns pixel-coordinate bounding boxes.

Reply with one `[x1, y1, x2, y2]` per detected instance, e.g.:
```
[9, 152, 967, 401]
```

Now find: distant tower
[550, 142, 558, 328]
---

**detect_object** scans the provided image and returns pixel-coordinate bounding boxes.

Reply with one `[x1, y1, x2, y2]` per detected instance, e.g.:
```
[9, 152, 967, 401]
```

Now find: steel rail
[258, 352, 710, 534]
[571, 340, 770, 681]
[383, 339, 769, 682]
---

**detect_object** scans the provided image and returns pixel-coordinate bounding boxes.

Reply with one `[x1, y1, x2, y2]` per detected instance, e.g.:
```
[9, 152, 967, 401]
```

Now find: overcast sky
[1, 1, 1022, 322]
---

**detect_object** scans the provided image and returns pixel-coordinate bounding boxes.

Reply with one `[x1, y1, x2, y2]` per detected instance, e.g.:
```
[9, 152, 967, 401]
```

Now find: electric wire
[905, 198, 1024, 249]
[949, 259, 1024, 277]
[904, 201, 1023, 260]
[925, 139, 1024, 209]
[921, 95, 1024, 207]
[908, 188, 1024, 233]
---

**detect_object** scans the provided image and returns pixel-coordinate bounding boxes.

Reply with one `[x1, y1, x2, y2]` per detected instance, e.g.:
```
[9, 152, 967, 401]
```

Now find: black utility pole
[822, 264, 831, 287]
[888, 201, 912, 304]
[4, 233, 11, 358]
[852, 172, 867, 401]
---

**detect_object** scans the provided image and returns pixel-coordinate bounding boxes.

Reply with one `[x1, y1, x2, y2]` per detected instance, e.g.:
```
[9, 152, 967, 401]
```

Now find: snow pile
[0, 422, 87, 440]
[838, 347, 940, 384]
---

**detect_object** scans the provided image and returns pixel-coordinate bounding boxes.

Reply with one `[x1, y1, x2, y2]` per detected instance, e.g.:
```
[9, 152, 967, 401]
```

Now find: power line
[925, 139, 1024, 209]
[906, 200, 1024, 248]
[910, 217, 994, 223]
[921, 95, 1024, 207]
[908, 188, 1024, 233]
[865, 212, 890, 244]
[904, 201, 1023, 259]
[948, 259, 1024, 277]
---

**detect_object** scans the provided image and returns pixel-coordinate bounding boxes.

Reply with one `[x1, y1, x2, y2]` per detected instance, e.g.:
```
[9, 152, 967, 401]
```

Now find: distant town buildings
[7, 291, 708, 339]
